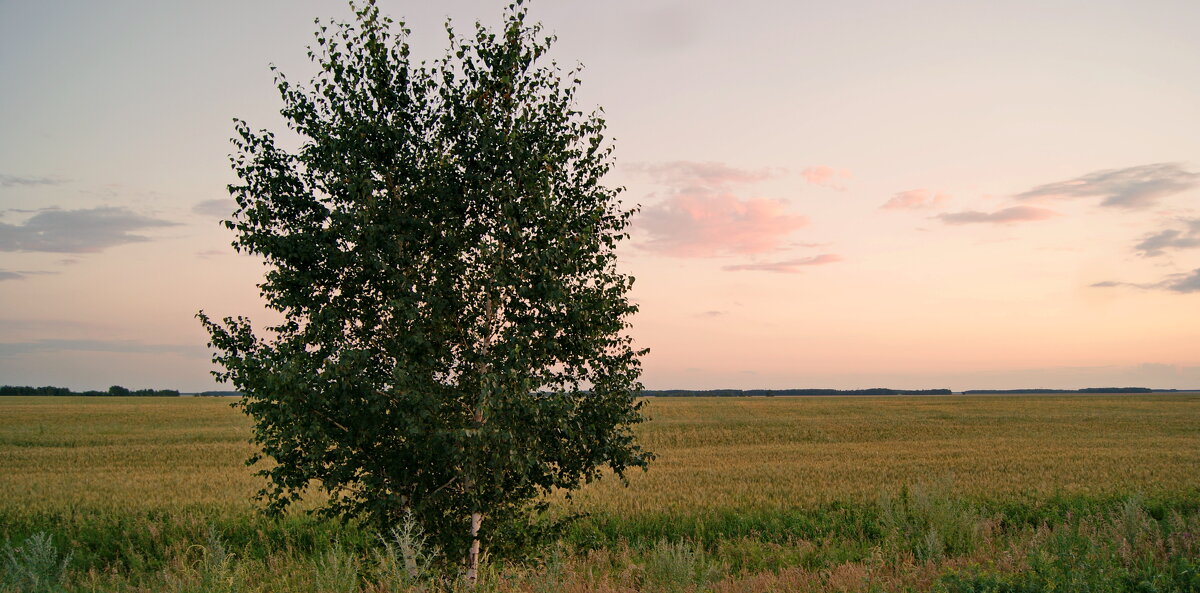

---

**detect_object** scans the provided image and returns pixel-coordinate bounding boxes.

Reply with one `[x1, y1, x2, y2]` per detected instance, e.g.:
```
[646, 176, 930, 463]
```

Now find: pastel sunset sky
[2, 0, 1198, 392]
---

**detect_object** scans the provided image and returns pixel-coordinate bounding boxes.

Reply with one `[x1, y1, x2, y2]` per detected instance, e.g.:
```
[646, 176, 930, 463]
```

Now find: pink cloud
[638, 192, 809, 257]
[801, 165, 851, 190]
[881, 189, 950, 210]
[937, 206, 1059, 225]
[722, 254, 843, 273]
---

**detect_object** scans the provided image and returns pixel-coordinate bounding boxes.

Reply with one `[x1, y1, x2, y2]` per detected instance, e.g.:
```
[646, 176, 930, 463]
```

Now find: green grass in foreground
[2, 394, 1199, 592]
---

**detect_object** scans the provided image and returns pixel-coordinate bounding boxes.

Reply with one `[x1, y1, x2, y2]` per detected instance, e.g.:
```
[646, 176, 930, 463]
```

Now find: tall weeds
[370, 511, 439, 591]
[1, 532, 73, 593]
[879, 483, 983, 562]
[939, 496, 1200, 593]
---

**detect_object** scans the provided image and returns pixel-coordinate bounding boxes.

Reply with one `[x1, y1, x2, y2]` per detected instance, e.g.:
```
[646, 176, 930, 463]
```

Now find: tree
[197, 0, 651, 574]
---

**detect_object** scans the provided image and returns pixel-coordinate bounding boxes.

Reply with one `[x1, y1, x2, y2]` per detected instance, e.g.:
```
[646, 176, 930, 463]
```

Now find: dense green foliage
[197, 0, 648, 564]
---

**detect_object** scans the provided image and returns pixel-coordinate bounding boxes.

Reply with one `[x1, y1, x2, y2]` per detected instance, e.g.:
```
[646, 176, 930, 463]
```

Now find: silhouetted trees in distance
[642, 387, 1182, 397]
[642, 388, 954, 397]
[2, 385, 1180, 398]
[0, 385, 181, 396]
[962, 387, 1173, 394]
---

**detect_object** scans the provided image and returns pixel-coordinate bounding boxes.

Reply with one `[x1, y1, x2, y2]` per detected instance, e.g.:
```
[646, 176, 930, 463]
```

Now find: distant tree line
[962, 387, 1174, 394]
[641, 388, 953, 397]
[0, 385, 181, 397]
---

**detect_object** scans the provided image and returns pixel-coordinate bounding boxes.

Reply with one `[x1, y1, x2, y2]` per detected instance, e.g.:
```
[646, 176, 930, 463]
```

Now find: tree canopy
[198, 0, 650, 567]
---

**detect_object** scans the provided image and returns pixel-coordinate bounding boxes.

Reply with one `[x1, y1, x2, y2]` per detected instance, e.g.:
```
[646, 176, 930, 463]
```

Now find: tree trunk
[465, 511, 482, 583]
[466, 296, 495, 585]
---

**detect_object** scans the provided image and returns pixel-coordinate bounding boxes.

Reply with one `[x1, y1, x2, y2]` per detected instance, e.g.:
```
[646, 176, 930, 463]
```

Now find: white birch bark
[465, 511, 482, 583]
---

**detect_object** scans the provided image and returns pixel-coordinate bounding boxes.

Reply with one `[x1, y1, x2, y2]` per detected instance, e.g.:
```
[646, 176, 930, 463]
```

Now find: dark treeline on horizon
[0, 385, 181, 397]
[5, 386, 1187, 398]
[962, 387, 1178, 394]
[643, 387, 1188, 397]
[642, 388, 954, 397]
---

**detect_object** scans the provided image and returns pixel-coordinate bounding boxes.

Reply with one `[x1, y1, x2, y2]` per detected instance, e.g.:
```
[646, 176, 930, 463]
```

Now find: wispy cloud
[0, 338, 208, 357]
[1016, 163, 1199, 209]
[1091, 268, 1200, 294]
[0, 269, 57, 281]
[1134, 218, 1200, 257]
[801, 165, 851, 190]
[192, 198, 236, 219]
[937, 206, 1058, 225]
[0, 174, 67, 188]
[635, 160, 807, 257]
[882, 189, 949, 210]
[722, 253, 842, 273]
[0, 206, 178, 253]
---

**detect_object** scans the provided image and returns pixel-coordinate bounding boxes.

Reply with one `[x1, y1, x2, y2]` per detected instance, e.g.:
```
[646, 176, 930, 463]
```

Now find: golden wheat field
[1, 393, 1198, 519]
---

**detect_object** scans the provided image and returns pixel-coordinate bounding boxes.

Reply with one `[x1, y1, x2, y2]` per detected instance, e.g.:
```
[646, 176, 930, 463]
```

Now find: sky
[2, 0, 1199, 392]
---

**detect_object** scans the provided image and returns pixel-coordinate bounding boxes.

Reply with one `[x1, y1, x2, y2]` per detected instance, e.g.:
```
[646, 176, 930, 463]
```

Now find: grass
[1, 393, 1198, 591]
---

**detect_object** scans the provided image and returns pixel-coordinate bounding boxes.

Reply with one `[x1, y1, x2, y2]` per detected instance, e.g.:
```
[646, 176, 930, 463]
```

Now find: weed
[938, 497, 1200, 593]
[879, 482, 982, 561]
[640, 539, 721, 593]
[1, 532, 72, 593]
[313, 542, 360, 593]
[371, 510, 439, 591]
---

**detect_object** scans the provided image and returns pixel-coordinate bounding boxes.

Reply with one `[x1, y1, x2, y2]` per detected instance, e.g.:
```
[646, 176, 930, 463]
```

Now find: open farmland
[572, 394, 1200, 514]
[2, 394, 1199, 592]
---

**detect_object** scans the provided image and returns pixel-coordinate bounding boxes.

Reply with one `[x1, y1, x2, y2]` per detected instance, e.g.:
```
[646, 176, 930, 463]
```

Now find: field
[2, 394, 1199, 592]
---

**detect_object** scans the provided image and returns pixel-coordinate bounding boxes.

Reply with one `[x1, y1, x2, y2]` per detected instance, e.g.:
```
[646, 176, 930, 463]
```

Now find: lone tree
[198, 0, 650, 574]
